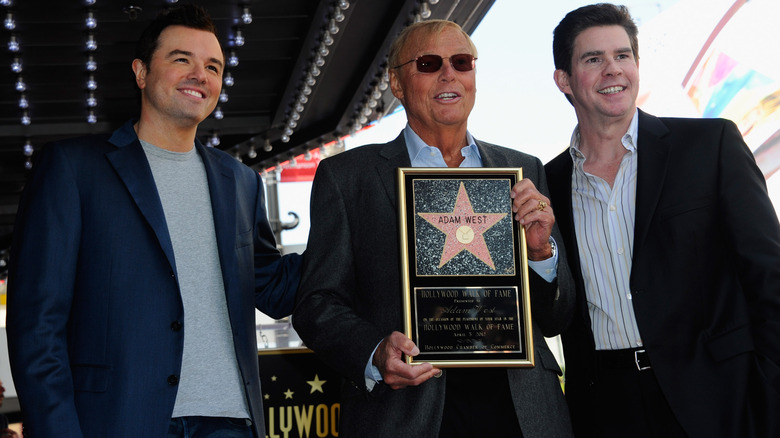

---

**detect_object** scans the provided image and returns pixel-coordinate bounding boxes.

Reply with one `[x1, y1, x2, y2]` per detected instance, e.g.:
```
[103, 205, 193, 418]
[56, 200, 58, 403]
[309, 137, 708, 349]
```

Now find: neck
[134, 116, 197, 152]
[575, 110, 633, 161]
[410, 123, 469, 168]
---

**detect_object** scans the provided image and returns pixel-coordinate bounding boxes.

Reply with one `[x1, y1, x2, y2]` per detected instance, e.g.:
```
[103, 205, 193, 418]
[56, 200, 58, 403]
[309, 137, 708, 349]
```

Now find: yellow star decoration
[307, 374, 327, 394]
[271, 376, 278, 382]
[284, 389, 294, 399]
[264, 393, 269, 400]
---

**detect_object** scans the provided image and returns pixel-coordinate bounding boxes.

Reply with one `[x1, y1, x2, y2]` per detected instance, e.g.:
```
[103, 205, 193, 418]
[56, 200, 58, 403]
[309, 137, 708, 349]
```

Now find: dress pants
[167, 416, 253, 438]
[438, 368, 524, 438]
[586, 348, 688, 438]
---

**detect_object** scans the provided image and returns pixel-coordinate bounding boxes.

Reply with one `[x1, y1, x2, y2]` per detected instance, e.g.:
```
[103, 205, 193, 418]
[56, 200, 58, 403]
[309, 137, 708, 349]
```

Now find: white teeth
[437, 92, 458, 99]
[182, 89, 203, 98]
[599, 86, 623, 94]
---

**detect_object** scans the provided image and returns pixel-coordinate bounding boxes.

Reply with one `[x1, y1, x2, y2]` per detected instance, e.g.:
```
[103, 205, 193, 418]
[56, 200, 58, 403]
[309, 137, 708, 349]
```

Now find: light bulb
[11, 57, 22, 73]
[86, 34, 97, 51]
[234, 29, 245, 47]
[87, 111, 97, 124]
[8, 35, 19, 52]
[86, 12, 97, 29]
[224, 71, 234, 87]
[241, 7, 252, 25]
[23, 141, 33, 156]
[18, 94, 28, 108]
[5, 13, 15, 30]
[228, 51, 239, 67]
[219, 90, 228, 103]
[213, 106, 223, 119]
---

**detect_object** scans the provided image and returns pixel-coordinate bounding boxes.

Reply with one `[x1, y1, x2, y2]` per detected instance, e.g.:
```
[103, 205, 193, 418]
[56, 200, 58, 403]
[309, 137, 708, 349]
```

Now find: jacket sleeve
[252, 170, 302, 319]
[719, 120, 780, 386]
[6, 144, 85, 437]
[291, 160, 387, 389]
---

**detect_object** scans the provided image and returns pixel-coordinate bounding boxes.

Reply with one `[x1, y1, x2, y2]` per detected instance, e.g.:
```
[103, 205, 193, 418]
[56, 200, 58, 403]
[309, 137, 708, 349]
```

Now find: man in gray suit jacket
[293, 19, 574, 437]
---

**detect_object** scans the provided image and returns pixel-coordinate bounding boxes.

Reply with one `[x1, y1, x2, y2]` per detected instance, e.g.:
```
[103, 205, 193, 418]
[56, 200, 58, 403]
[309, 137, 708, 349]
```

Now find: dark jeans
[167, 416, 253, 438]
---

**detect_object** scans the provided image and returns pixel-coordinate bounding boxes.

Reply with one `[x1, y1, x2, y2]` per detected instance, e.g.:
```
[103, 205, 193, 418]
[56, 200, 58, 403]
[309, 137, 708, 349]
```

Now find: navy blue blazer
[7, 120, 302, 437]
[546, 110, 780, 438]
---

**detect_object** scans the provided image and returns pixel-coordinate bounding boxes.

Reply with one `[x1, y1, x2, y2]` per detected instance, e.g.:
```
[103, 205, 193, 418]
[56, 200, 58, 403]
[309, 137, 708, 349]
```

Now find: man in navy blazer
[545, 4, 780, 437]
[6, 5, 301, 437]
[294, 20, 575, 437]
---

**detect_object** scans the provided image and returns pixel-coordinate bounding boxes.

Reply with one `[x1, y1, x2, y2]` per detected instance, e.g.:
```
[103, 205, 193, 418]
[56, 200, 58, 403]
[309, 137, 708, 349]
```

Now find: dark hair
[134, 4, 219, 71]
[552, 3, 638, 75]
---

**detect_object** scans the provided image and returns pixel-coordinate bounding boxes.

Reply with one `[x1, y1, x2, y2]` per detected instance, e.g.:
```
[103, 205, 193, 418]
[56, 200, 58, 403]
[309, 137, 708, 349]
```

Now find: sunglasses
[393, 54, 476, 73]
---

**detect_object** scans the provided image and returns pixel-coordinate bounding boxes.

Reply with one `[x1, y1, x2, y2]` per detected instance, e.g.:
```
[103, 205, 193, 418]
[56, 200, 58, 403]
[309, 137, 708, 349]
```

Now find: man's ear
[132, 59, 147, 89]
[553, 69, 570, 95]
[389, 69, 404, 103]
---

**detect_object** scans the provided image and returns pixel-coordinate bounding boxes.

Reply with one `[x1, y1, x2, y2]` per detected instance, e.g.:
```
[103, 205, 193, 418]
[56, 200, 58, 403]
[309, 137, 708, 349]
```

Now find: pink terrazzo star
[418, 182, 507, 270]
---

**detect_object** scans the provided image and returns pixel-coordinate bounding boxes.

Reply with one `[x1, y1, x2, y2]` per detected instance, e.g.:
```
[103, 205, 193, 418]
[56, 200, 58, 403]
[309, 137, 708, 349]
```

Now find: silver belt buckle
[634, 349, 651, 371]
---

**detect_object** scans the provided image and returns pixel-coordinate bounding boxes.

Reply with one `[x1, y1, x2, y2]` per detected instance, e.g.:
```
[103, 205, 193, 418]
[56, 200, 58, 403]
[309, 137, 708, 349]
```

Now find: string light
[234, 28, 245, 47]
[4, 12, 15, 30]
[85, 11, 97, 29]
[8, 34, 19, 52]
[241, 6, 252, 25]
[11, 57, 22, 73]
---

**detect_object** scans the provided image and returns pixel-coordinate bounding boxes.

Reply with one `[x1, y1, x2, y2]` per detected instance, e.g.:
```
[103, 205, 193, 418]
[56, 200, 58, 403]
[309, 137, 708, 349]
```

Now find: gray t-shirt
[141, 140, 249, 419]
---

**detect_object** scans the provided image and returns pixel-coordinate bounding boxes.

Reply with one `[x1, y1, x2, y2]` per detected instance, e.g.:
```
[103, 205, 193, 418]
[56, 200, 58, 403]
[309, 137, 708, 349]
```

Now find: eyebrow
[167, 49, 224, 69]
[580, 47, 632, 60]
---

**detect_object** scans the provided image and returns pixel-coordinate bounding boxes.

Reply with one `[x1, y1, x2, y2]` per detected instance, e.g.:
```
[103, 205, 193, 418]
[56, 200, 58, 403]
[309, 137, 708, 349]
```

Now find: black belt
[595, 348, 651, 371]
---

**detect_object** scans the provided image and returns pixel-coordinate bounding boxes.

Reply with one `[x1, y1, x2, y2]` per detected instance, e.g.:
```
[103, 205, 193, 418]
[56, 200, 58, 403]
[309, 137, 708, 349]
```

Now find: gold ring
[537, 200, 547, 211]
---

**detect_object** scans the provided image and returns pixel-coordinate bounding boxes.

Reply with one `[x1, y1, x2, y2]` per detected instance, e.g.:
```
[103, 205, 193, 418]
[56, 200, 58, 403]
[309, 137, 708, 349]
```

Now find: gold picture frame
[397, 168, 534, 367]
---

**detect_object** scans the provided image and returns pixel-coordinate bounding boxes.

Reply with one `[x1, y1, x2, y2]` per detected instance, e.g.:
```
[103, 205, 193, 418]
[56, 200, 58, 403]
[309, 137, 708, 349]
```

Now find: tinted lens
[450, 54, 475, 72]
[415, 55, 443, 73]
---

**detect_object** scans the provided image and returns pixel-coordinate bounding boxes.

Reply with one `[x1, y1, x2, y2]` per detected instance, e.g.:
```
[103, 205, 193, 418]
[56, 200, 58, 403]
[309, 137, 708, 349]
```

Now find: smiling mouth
[436, 92, 459, 100]
[598, 86, 624, 95]
[181, 89, 204, 99]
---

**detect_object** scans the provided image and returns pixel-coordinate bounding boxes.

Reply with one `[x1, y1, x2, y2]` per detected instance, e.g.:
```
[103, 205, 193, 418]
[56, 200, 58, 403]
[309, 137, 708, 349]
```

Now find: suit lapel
[106, 139, 178, 273]
[197, 143, 238, 296]
[376, 134, 411, 210]
[634, 110, 671, 252]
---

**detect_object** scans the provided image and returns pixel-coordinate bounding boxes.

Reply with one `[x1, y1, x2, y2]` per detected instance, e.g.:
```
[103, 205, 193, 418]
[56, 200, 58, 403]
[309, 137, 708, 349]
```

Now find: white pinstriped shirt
[569, 111, 643, 350]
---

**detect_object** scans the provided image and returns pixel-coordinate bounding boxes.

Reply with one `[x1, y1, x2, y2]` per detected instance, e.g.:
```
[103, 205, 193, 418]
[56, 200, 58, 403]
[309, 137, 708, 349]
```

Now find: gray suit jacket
[293, 133, 575, 437]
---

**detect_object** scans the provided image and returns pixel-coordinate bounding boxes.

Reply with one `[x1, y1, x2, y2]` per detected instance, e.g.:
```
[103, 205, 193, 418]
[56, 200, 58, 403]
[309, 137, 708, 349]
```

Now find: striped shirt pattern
[569, 112, 643, 350]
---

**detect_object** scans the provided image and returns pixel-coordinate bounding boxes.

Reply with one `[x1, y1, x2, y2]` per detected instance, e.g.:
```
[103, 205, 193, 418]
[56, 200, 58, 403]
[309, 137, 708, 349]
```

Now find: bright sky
[278, 0, 780, 246]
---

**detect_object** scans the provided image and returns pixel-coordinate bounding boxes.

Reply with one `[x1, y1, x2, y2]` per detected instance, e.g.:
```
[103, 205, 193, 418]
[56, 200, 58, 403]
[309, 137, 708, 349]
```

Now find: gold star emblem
[271, 376, 278, 382]
[284, 389, 294, 399]
[306, 374, 327, 394]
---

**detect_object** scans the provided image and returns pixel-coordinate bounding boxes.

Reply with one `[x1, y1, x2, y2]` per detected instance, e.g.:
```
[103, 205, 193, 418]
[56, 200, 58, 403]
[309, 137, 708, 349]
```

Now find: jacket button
[167, 375, 179, 385]
[171, 321, 182, 331]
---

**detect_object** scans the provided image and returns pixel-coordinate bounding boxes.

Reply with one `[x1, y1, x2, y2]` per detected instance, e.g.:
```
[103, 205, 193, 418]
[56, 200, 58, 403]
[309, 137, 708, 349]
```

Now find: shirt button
[610, 205, 616, 211]
[617, 248, 624, 255]
[167, 375, 179, 385]
[627, 293, 632, 300]
[637, 340, 643, 346]
[429, 150, 436, 156]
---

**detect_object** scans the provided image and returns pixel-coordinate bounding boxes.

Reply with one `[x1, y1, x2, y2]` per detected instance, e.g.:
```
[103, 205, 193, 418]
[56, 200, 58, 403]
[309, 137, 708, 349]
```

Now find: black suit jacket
[293, 133, 575, 437]
[545, 110, 780, 438]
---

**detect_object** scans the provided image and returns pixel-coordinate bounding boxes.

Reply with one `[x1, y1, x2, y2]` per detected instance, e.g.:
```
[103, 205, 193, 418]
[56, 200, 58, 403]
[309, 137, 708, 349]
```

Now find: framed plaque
[398, 168, 534, 368]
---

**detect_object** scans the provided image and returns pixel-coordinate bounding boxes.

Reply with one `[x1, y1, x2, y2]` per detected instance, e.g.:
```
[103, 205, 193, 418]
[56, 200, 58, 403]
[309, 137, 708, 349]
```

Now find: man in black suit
[293, 19, 575, 438]
[545, 4, 780, 437]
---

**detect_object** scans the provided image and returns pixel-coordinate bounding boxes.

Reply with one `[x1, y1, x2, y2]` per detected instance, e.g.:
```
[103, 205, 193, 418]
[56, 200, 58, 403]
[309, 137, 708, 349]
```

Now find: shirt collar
[569, 109, 640, 161]
[403, 123, 481, 164]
